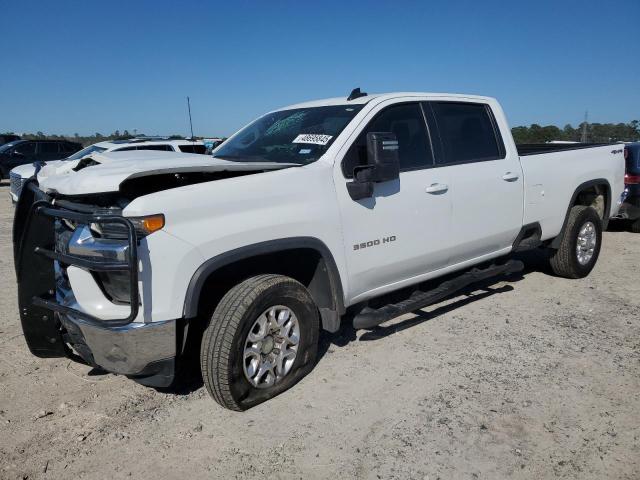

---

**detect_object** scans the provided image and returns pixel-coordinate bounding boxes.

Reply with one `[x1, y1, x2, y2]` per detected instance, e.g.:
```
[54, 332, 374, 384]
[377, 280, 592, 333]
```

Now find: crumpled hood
[10, 162, 44, 179]
[37, 151, 299, 196]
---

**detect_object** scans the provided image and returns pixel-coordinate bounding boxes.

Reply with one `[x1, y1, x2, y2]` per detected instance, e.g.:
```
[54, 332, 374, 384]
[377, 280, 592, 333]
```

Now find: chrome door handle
[502, 172, 519, 182]
[425, 183, 449, 194]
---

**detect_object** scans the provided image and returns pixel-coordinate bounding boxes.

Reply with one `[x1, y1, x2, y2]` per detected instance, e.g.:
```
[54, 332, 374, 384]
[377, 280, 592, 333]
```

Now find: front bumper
[13, 180, 179, 387]
[60, 314, 178, 386]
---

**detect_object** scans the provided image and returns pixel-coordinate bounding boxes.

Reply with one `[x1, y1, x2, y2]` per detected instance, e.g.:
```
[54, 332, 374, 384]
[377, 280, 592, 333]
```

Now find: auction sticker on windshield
[292, 134, 333, 145]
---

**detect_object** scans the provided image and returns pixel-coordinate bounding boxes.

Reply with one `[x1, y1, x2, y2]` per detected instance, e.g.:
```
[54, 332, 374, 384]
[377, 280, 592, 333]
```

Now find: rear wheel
[549, 205, 602, 279]
[200, 274, 319, 410]
[630, 218, 640, 233]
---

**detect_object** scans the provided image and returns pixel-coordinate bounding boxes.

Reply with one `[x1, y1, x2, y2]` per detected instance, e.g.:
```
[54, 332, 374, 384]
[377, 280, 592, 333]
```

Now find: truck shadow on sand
[317, 248, 549, 355]
[161, 249, 550, 396]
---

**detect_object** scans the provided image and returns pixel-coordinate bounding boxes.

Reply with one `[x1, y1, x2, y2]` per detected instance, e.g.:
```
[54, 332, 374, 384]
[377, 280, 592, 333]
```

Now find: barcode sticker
[292, 134, 333, 145]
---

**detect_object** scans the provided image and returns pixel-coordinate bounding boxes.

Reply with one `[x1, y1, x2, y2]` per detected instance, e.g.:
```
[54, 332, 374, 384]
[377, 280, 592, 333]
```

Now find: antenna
[347, 87, 368, 101]
[580, 110, 589, 143]
[187, 96, 194, 140]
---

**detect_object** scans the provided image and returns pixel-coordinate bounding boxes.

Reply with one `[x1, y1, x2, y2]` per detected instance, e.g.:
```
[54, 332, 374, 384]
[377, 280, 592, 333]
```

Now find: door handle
[502, 172, 519, 182]
[425, 183, 449, 194]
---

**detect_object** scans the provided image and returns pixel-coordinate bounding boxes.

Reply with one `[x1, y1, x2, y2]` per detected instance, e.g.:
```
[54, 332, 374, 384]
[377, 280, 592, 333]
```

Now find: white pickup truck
[14, 90, 625, 410]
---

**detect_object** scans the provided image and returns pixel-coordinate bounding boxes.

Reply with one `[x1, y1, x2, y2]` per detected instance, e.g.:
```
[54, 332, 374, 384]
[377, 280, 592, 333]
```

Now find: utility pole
[580, 110, 589, 143]
[187, 96, 194, 139]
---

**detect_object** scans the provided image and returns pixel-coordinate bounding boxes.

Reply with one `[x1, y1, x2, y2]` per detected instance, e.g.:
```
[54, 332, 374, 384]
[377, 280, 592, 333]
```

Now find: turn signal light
[138, 214, 165, 235]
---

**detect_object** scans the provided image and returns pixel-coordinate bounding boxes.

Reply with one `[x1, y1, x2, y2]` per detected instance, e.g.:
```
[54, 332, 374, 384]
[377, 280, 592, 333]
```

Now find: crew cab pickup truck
[14, 90, 625, 411]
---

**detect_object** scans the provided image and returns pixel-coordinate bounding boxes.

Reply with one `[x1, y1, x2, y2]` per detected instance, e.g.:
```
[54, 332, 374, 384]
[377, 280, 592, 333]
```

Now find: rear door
[425, 101, 523, 263]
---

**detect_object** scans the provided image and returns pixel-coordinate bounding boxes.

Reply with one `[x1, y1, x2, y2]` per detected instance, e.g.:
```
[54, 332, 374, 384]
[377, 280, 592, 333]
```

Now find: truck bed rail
[517, 142, 613, 156]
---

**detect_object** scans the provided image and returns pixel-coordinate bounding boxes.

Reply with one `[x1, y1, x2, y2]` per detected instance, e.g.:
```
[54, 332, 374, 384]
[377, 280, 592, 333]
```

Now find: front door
[335, 101, 453, 304]
[8, 141, 37, 170]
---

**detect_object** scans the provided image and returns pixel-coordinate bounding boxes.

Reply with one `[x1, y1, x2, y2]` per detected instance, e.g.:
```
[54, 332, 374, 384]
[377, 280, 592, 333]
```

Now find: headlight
[91, 214, 165, 240]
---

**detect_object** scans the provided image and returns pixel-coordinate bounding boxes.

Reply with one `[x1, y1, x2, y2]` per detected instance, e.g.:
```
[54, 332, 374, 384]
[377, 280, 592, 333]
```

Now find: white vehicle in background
[9, 138, 206, 201]
[14, 90, 624, 411]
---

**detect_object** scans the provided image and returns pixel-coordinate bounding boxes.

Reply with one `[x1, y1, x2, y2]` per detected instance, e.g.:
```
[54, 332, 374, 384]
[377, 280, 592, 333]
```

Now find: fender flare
[550, 178, 611, 249]
[182, 237, 346, 327]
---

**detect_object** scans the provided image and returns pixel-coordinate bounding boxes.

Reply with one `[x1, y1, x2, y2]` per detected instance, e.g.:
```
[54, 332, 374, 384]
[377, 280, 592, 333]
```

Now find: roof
[279, 92, 496, 111]
[14, 139, 77, 143]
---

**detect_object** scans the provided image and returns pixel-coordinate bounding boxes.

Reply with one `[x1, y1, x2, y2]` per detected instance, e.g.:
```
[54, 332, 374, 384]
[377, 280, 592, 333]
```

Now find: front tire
[549, 205, 602, 279]
[200, 274, 319, 411]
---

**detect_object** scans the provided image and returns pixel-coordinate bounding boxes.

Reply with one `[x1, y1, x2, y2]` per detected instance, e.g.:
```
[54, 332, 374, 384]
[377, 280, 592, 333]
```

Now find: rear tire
[630, 218, 640, 233]
[549, 205, 602, 279]
[200, 274, 319, 411]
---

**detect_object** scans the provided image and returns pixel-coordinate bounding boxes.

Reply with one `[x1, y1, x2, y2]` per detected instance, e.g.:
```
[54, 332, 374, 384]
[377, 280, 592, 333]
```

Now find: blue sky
[1, 0, 638, 137]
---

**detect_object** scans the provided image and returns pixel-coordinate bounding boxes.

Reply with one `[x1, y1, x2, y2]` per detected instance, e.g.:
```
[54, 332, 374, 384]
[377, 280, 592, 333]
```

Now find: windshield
[0, 140, 23, 153]
[66, 144, 108, 160]
[213, 105, 363, 164]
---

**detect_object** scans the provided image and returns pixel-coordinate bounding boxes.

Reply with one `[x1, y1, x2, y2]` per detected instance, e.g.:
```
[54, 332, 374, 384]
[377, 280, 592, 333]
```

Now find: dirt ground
[0, 181, 638, 480]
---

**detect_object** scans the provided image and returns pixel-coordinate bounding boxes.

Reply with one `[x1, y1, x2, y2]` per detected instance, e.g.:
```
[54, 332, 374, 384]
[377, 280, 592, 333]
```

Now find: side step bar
[352, 260, 524, 330]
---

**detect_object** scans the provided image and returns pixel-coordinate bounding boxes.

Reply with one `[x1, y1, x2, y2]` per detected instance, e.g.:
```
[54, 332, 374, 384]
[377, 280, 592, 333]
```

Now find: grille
[9, 172, 26, 199]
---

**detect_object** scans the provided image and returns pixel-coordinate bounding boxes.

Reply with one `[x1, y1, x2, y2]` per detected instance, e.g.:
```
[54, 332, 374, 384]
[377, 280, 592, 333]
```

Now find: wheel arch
[550, 178, 611, 249]
[182, 237, 345, 332]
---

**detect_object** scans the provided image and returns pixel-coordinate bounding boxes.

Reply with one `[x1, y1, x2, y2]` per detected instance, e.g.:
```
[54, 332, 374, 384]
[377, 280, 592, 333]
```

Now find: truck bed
[517, 142, 613, 156]
[519, 143, 625, 241]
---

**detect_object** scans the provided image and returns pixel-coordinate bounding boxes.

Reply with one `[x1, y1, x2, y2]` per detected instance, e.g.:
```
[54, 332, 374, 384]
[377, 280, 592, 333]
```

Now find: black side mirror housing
[347, 132, 400, 200]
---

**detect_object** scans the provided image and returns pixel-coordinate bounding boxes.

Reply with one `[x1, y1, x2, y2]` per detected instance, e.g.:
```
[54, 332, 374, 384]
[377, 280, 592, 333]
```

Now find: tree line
[3, 120, 640, 147]
[511, 120, 639, 144]
[1, 130, 189, 147]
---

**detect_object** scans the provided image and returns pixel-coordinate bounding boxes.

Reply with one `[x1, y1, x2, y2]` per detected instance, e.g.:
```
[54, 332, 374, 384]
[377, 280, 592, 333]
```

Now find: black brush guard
[14, 180, 139, 358]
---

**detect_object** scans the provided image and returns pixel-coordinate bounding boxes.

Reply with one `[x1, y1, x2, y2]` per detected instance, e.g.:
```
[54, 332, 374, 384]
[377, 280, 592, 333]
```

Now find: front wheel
[549, 205, 602, 279]
[200, 274, 319, 410]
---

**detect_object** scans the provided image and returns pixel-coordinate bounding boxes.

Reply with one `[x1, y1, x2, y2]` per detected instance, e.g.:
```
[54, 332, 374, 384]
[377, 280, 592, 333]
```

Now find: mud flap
[13, 180, 65, 358]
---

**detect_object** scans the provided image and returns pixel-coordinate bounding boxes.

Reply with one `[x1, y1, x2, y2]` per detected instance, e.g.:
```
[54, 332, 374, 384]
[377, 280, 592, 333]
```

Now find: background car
[8, 138, 206, 201]
[619, 143, 640, 232]
[0, 139, 81, 183]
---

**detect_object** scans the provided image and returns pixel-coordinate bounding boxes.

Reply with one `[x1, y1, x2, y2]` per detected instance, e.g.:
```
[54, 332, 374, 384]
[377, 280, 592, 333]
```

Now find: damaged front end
[13, 180, 178, 387]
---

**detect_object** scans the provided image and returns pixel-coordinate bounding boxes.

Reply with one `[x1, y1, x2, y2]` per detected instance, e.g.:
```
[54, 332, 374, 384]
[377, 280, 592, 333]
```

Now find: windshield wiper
[213, 154, 304, 165]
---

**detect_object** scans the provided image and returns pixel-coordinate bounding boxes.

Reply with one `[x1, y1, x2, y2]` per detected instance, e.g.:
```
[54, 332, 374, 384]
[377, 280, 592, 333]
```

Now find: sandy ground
[0, 180, 639, 480]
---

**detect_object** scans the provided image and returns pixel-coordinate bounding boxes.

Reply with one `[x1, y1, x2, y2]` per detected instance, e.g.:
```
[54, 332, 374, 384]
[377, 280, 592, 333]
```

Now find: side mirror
[347, 132, 400, 200]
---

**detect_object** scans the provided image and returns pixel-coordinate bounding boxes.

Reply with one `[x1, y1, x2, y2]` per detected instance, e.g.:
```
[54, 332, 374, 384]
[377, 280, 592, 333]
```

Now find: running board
[352, 260, 524, 330]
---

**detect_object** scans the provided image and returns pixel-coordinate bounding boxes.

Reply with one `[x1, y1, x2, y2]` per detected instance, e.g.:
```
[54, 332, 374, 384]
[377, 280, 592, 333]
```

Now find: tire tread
[549, 205, 600, 279]
[200, 274, 306, 411]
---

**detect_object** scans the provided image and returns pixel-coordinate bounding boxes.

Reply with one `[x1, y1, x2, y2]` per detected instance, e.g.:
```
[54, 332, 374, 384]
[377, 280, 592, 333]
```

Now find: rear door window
[429, 102, 504, 165]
